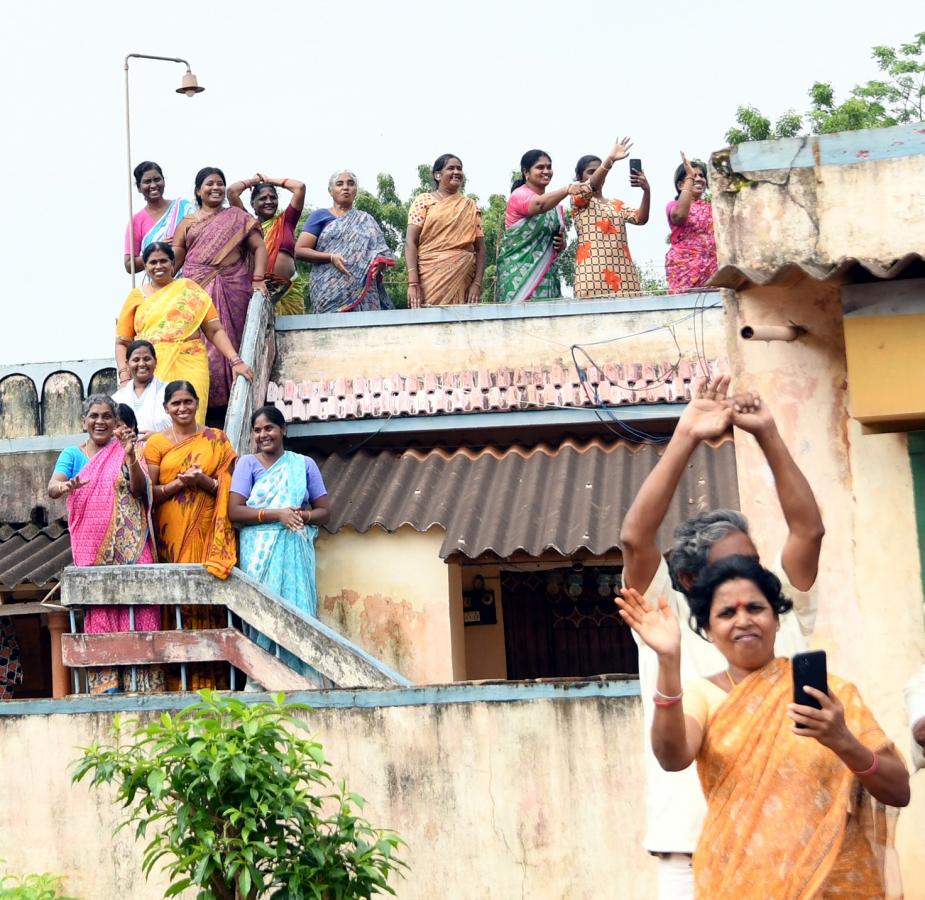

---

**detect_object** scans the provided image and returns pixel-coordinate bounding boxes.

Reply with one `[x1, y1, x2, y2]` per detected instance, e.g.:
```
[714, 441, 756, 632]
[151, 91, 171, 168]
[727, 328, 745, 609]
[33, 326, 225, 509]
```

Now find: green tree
[725, 32, 925, 144]
[73, 691, 406, 900]
[0, 865, 73, 900]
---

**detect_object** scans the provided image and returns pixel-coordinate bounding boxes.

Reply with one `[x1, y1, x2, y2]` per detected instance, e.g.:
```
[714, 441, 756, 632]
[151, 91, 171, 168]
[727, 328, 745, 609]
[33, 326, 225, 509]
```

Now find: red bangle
[851, 749, 879, 778]
[653, 696, 683, 708]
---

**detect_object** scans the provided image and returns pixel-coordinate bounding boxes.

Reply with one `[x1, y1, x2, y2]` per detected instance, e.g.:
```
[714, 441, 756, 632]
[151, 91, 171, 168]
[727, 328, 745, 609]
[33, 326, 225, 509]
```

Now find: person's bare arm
[245, 230, 268, 286]
[527, 183, 585, 216]
[620, 376, 732, 591]
[171, 220, 189, 270]
[227, 178, 248, 210]
[467, 236, 487, 304]
[201, 318, 253, 382]
[303, 493, 330, 526]
[669, 152, 697, 226]
[115, 338, 131, 386]
[732, 393, 824, 591]
[405, 223, 423, 308]
[123, 253, 145, 274]
[588, 137, 633, 193]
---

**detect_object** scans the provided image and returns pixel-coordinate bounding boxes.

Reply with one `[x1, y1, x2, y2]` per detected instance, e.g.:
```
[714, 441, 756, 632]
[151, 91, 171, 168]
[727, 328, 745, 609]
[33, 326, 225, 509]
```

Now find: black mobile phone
[629, 158, 642, 178]
[792, 650, 828, 726]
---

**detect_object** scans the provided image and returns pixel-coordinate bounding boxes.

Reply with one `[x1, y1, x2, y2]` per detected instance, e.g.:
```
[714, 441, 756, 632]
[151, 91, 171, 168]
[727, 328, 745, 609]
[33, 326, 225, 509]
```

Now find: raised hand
[609, 136, 633, 163]
[616, 588, 681, 658]
[630, 170, 649, 192]
[552, 230, 567, 253]
[115, 425, 137, 459]
[680, 151, 696, 180]
[731, 390, 775, 435]
[677, 375, 733, 442]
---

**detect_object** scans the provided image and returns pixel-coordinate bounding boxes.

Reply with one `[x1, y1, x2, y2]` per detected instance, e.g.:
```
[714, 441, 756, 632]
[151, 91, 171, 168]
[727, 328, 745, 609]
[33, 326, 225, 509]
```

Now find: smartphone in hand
[792, 650, 828, 727]
[629, 158, 642, 184]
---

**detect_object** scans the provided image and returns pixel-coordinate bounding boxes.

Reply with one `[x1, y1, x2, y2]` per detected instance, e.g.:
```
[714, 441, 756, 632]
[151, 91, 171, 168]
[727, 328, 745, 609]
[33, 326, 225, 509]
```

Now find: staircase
[60, 294, 408, 693]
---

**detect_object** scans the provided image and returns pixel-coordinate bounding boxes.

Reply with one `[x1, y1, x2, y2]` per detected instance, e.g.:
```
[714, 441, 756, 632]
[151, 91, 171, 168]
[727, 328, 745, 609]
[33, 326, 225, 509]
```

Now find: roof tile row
[268, 358, 724, 423]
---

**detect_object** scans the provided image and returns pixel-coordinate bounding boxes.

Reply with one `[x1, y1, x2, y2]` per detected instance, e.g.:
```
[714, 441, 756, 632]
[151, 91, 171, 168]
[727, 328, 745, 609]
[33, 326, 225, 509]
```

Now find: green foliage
[72, 691, 406, 900]
[725, 31, 925, 144]
[0, 864, 73, 900]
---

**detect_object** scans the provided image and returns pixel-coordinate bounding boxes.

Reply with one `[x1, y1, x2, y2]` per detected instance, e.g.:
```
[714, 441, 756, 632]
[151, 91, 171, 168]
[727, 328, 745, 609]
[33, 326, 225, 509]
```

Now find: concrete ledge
[0, 675, 641, 716]
[276, 293, 720, 331]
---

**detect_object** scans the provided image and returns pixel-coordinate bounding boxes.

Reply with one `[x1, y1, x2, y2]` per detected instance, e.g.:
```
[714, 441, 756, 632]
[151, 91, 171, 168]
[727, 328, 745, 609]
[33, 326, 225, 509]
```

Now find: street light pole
[124, 53, 204, 287]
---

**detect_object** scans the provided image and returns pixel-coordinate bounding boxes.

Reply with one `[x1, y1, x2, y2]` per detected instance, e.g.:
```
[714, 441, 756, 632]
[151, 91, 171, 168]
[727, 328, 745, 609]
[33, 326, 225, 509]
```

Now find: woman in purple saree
[172, 167, 268, 408]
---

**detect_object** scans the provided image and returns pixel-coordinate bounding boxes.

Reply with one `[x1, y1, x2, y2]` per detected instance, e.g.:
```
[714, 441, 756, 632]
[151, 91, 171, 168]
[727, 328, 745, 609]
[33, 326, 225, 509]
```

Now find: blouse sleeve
[302, 209, 331, 238]
[681, 678, 712, 729]
[116, 291, 140, 340]
[229, 455, 257, 498]
[305, 457, 327, 501]
[407, 194, 433, 228]
[204, 301, 220, 322]
[53, 446, 83, 479]
[143, 434, 166, 467]
[507, 186, 534, 223]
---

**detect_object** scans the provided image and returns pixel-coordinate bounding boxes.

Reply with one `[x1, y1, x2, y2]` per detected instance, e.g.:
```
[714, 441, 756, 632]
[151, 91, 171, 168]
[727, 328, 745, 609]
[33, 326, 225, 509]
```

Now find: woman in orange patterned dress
[144, 381, 238, 689]
[572, 138, 650, 298]
[617, 555, 909, 899]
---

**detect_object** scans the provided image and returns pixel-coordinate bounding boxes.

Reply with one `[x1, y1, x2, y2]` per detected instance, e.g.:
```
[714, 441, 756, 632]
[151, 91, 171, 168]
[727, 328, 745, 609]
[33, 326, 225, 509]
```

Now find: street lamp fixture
[124, 53, 206, 286]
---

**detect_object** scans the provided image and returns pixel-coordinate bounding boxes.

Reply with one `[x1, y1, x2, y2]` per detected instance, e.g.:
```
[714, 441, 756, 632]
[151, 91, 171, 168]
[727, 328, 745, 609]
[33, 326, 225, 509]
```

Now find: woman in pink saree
[172, 166, 268, 409]
[47, 395, 163, 694]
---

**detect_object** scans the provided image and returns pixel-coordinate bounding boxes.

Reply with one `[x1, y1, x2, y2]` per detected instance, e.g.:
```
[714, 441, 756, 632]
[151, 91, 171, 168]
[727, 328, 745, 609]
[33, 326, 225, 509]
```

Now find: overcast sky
[0, 1, 919, 365]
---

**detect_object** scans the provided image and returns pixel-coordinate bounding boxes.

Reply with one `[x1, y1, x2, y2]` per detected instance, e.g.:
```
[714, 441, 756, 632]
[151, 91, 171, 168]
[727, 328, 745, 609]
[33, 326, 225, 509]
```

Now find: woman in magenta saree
[172, 167, 268, 408]
[48, 395, 163, 694]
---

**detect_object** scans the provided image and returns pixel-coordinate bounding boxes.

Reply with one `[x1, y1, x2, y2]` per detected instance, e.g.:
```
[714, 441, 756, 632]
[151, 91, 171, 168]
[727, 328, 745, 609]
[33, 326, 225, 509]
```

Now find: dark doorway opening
[501, 565, 637, 680]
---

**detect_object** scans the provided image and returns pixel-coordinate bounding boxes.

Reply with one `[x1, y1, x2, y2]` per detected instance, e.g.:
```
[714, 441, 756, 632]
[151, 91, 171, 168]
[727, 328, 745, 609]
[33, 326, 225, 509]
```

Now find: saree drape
[238, 451, 319, 679]
[693, 657, 895, 899]
[261, 214, 306, 316]
[67, 440, 162, 694]
[309, 209, 394, 313]
[117, 278, 215, 425]
[665, 199, 717, 294]
[142, 198, 191, 254]
[144, 428, 237, 691]
[496, 206, 565, 303]
[411, 192, 482, 306]
[176, 207, 260, 407]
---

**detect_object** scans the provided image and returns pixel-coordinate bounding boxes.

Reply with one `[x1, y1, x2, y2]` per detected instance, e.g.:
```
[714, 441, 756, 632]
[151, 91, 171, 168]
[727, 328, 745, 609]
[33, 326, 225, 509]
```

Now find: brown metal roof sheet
[319, 437, 738, 560]
[710, 253, 925, 290]
[0, 519, 71, 589]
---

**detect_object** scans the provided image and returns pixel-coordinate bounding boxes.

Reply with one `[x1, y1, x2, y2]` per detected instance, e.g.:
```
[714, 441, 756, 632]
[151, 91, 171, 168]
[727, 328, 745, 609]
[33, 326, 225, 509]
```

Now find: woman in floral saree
[618, 556, 909, 899]
[144, 381, 238, 690]
[48, 394, 163, 694]
[172, 166, 268, 408]
[229, 406, 330, 680]
[495, 149, 589, 303]
[665, 153, 718, 294]
[115, 242, 253, 424]
[295, 170, 394, 313]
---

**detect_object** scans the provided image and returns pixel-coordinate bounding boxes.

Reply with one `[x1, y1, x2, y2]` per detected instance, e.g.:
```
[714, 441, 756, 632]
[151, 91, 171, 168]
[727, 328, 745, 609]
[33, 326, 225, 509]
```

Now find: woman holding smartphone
[572, 138, 650, 299]
[618, 554, 909, 899]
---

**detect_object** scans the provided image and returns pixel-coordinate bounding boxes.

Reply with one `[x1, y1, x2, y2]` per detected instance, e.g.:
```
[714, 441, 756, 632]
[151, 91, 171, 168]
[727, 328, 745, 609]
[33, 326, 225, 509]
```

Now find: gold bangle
[258, 509, 266, 524]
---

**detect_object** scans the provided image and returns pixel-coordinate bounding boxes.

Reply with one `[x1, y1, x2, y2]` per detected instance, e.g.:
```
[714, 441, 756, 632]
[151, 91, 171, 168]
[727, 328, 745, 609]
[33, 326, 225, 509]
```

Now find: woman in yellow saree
[115, 242, 253, 424]
[618, 555, 909, 899]
[405, 154, 486, 307]
[144, 381, 238, 690]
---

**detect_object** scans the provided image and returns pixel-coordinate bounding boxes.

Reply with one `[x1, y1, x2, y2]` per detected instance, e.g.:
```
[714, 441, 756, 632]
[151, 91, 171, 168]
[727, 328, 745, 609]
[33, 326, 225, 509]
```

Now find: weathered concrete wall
[275, 302, 725, 383]
[711, 123, 925, 275]
[316, 526, 464, 683]
[724, 282, 925, 892]
[0, 687, 654, 900]
[0, 449, 66, 523]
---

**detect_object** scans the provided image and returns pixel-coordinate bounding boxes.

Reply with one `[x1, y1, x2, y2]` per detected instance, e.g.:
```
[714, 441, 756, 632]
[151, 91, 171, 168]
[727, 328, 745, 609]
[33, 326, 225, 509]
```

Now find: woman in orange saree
[618, 555, 909, 899]
[115, 242, 253, 424]
[144, 381, 238, 690]
[405, 154, 486, 307]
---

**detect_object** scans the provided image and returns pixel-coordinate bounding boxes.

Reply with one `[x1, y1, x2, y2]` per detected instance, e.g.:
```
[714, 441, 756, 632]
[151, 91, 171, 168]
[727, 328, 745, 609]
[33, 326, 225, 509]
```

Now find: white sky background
[0, 0, 919, 365]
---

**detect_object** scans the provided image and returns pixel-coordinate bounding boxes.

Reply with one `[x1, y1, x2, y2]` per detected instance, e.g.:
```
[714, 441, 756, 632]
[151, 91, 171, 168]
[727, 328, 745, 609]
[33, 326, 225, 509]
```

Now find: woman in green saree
[495, 149, 589, 303]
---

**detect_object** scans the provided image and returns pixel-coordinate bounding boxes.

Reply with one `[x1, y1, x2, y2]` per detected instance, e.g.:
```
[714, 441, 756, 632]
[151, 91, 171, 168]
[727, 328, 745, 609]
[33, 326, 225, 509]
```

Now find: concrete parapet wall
[0, 682, 653, 899]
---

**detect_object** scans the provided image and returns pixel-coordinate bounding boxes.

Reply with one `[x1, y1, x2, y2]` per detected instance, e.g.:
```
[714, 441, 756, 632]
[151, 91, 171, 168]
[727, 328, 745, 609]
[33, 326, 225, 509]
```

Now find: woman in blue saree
[124, 160, 191, 275]
[295, 169, 394, 313]
[228, 405, 330, 678]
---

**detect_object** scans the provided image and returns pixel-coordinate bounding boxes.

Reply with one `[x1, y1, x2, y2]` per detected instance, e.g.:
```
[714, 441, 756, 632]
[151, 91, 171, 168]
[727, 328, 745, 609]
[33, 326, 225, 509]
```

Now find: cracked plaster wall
[0, 693, 653, 899]
[711, 144, 925, 273]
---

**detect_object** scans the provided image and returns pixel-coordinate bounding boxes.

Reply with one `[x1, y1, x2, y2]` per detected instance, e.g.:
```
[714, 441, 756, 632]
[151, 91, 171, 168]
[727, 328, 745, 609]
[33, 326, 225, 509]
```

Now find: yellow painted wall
[843, 313, 925, 427]
[0, 694, 655, 899]
[315, 525, 464, 684]
[726, 283, 925, 895]
[276, 305, 725, 381]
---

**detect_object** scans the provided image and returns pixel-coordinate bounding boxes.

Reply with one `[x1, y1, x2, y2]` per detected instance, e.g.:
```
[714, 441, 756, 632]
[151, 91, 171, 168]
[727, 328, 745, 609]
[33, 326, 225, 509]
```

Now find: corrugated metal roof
[0, 519, 71, 589]
[319, 437, 738, 559]
[710, 253, 925, 290]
